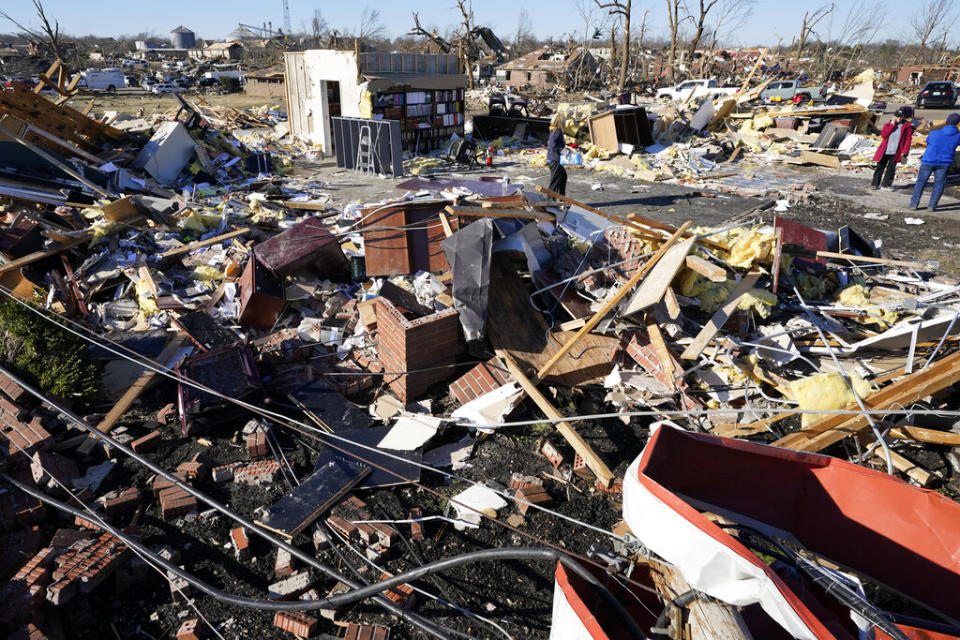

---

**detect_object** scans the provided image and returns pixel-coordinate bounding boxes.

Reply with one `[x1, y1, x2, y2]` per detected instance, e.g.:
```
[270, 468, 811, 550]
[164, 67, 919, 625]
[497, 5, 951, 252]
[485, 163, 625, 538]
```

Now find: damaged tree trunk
[649, 559, 753, 639]
[596, 0, 632, 89]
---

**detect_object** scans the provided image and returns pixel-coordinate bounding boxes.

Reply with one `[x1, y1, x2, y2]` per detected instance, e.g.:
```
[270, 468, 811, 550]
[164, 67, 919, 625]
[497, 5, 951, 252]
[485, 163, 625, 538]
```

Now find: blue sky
[0, 1, 910, 47]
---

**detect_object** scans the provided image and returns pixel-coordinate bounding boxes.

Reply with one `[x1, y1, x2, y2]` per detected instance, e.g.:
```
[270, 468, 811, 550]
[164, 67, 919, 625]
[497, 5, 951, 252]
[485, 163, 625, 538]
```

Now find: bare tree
[910, 0, 956, 63]
[358, 7, 385, 42]
[702, 0, 754, 77]
[665, 0, 686, 80]
[0, 0, 64, 59]
[573, 0, 602, 89]
[823, 1, 886, 79]
[514, 8, 534, 55]
[311, 10, 328, 43]
[409, 13, 453, 53]
[454, 0, 479, 89]
[595, 0, 632, 89]
[793, 4, 834, 64]
[686, 0, 721, 65]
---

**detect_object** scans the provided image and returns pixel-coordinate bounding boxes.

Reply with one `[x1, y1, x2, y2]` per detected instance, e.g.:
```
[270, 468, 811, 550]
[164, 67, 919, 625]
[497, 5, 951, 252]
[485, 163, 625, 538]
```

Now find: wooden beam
[855, 431, 935, 486]
[773, 350, 960, 453]
[0, 124, 112, 198]
[0, 238, 87, 275]
[437, 211, 454, 238]
[649, 559, 752, 640]
[497, 349, 615, 487]
[445, 204, 555, 222]
[663, 286, 681, 320]
[815, 251, 934, 270]
[160, 228, 251, 261]
[681, 272, 762, 360]
[888, 425, 960, 446]
[534, 185, 728, 251]
[736, 48, 766, 95]
[646, 321, 675, 383]
[537, 221, 693, 381]
[685, 254, 727, 282]
[95, 335, 190, 434]
[623, 237, 696, 316]
[282, 200, 330, 211]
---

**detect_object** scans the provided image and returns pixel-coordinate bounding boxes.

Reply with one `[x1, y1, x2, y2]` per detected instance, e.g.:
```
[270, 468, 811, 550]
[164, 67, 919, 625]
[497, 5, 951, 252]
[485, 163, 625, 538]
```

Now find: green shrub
[0, 299, 100, 404]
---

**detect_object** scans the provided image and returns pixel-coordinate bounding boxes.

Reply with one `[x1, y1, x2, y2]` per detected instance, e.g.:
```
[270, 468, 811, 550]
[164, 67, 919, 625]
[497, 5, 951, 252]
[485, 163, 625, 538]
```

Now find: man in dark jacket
[546, 111, 567, 195]
[910, 112, 960, 211]
[872, 106, 914, 190]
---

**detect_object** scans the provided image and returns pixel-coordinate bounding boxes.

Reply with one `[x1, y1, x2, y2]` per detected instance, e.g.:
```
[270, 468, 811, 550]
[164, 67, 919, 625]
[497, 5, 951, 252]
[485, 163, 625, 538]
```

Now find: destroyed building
[1, 33, 960, 640]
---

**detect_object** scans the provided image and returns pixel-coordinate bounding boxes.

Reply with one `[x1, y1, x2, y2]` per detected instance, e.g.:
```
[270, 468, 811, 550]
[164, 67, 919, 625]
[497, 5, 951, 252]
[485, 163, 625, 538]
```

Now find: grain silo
[170, 26, 196, 49]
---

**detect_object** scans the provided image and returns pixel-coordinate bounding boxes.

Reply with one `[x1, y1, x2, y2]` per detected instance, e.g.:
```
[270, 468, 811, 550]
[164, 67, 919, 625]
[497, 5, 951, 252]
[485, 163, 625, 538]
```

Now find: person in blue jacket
[910, 112, 960, 211]
[546, 111, 567, 195]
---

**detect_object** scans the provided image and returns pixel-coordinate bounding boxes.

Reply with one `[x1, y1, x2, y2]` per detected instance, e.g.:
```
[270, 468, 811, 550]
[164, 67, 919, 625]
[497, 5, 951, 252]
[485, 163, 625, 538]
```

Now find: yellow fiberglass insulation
[791, 372, 874, 427]
[726, 227, 775, 268]
[836, 284, 899, 328]
[135, 279, 158, 315]
[192, 265, 223, 282]
[677, 271, 776, 318]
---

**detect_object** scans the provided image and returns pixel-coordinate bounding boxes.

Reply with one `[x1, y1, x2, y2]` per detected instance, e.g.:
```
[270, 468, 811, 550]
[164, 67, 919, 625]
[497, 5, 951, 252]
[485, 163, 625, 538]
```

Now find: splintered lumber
[646, 321, 675, 382]
[854, 431, 935, 486]
[649, 559, 751, 640]
[623, 236, 696, 316]
[888, 426, 960, 446]
[95, 335, 190, 434]
[680, 272, 762, 360]
[444, 204, 555, 222]
[537, 221, 693, 380]
[437, 211, 455, 238]
[497, 349, 615, 487]
[773, 350, 960, 453]
[282, 200, 330, 211]
[0, 237, 87, 275]
[815, 251, 934, 270]
[663, 286, 681, 319]
[685, 254, 727, 282]
[534, 185, 728, 251]
[0, 124, 112, 198]
[800, 150, 842, 168]
[160, 228, 251, 261]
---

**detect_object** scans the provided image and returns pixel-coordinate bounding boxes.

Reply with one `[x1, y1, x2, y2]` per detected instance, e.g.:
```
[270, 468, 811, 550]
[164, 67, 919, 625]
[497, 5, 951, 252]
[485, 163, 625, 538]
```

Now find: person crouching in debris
[547, 111, 568, 195]
[872, 106, 914, 190]
[910, 113, 960, 212]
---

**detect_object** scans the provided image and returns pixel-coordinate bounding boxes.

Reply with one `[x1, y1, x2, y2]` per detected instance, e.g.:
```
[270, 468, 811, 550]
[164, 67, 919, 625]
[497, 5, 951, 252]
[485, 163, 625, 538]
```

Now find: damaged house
[496, 46, 598, 90]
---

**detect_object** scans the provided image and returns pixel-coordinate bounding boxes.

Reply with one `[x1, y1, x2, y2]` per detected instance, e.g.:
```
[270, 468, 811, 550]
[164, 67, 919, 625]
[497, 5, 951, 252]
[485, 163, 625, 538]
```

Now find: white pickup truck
[656, 78, 738, 101]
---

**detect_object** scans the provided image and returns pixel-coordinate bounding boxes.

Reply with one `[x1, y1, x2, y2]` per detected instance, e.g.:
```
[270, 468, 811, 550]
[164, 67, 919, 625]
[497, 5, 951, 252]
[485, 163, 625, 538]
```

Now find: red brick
[273, 610, 317, 637]
[572, 453, 593, 479]
[408, 508, 424, 541]
[158, 486, 197, 520]
[509, 473, 544, 491]
[230, 527, 250, 560]
[246, 431, 268, 458]
[515, 487, 551, 515]
[130, 430, 162, 453]
[176, 461, 207, 482]
[101, 488, 140, 516]
[541, 441, 564, 468]
[176, 618, 201, 640]
[379, 572, 415, 608]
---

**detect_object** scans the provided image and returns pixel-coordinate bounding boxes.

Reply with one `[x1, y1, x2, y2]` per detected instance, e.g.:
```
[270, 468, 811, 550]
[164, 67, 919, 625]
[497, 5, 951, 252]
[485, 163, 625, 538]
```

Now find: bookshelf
[372, 87, 465, 153]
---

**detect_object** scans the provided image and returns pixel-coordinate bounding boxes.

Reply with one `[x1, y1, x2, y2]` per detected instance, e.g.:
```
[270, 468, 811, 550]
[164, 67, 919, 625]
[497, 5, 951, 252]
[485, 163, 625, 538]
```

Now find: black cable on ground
[1, 472, 646, 639]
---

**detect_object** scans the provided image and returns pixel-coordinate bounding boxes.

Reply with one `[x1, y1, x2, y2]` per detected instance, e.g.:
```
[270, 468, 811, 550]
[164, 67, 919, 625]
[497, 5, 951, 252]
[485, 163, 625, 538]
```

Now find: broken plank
[800, 150, 842, 168]
[649, 559, 752, 640]
[773, 350, 960, 453]
[0, 124, 113, 198]
[497, 349, 615, 487]
[815, 251, 933, 270]
[444, 205, 554, 222]
[535, 185, 728, 252]
[663, 286, 681, 320]
[160, 228, 251, 261]
[537, 221, 693, 380]
[281, 200, 330, 211]
[623, 236, 696, 316]
[646, 321, 675, 383]
[855, 431, 935, 486]
[680, 272, 762, 360]
[437, 211, 454, 238]
[888, 426, 960, 446]
[685, 254, 727, 282]
[0, 237, 87, 275]
[94, 335, 191, 434]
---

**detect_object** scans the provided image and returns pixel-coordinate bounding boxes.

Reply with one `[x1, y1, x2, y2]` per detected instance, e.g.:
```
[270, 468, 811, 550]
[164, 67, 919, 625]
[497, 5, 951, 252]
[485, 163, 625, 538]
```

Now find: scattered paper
[377, 414, 444, 450]
[905, 217, 925, 225]
[449, 484, 507, 529]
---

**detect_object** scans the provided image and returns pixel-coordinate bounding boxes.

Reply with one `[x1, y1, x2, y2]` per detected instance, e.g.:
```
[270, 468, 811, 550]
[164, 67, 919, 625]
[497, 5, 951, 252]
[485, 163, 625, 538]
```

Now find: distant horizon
[0, 0, 950, 50]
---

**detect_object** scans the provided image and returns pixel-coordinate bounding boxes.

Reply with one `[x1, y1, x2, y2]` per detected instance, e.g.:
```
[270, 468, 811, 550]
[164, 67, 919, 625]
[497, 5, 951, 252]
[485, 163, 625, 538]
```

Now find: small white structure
[284, 49, 466, 156]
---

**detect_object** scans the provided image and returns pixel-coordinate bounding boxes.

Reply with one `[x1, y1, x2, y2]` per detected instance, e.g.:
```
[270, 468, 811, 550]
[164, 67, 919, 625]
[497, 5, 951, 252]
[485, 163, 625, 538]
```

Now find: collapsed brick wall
[375, 298, 460, 402]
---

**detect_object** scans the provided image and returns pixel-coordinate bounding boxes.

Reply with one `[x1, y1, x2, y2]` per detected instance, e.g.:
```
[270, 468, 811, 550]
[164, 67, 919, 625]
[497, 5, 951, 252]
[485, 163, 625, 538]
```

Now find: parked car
[172, 76, 193, 88]
[760, 79, 827, 104]
[197, 76, 218, 87]
[4, 76, 35, 89]
[141, 76, 157, 88]
[161, 62, 178, 70]
[916, 81, 957, 108]
[125, 75, 138, 87]
[656, 78, 738, 101]
[151, 83, 183, 94]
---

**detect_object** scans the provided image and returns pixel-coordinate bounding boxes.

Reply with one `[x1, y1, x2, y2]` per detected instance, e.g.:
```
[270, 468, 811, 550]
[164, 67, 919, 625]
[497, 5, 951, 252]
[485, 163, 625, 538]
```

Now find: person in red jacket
[871, 106, 914, 190]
